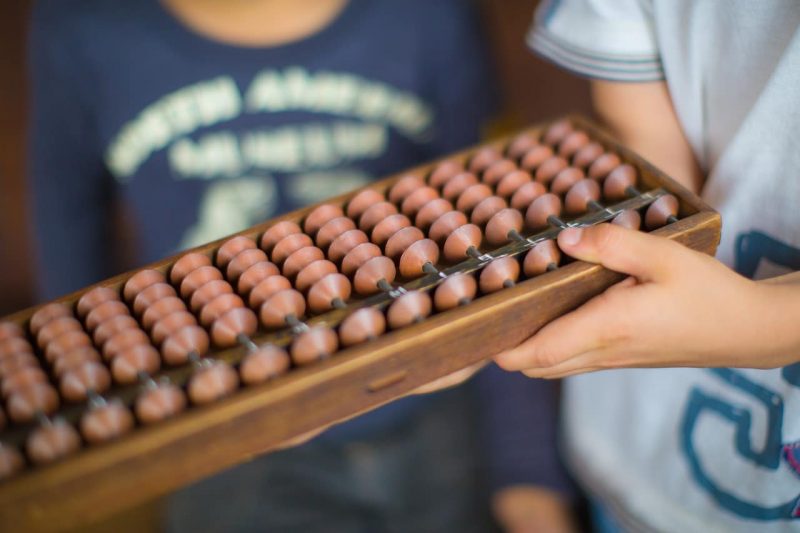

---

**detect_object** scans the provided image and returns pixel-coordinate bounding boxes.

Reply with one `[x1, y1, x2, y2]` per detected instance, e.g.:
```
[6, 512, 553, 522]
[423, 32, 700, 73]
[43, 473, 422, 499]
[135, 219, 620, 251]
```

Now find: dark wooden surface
[0, 117, 721, 532]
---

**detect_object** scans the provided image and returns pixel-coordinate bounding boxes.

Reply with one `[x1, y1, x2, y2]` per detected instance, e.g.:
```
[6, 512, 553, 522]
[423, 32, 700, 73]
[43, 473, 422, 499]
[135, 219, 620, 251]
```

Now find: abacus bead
[485, 208, 524, 246]
[7, 383, 59, 423]
[387, 291, 432, 329]
[216, 236, 256, 269]
[645, 195, 680, 229]
[388, 175, 425, 204]
[211, 307, 258, 347]
[240, 346, 291, 385]
[506, 133, 539, 160]
[338, 307, 386, 347]
[170, 253, 212, 285]
[295, 260, 338, 293]
[371, 214, 412, 247]
[291, 326, 339, 366]
[455, 184, 493, 213]
[401, 187, 439, 217]
[52, 347, 101, 378]
[510, 181, 547, 211]
[249, 276, 293, 309]
[470, 196, 508, 227]
[469, 146, 503, 174]
[565, 179, 601, 215]
[103, 328, 151, 361]
[76, 287, 119, 319]
[135, 382, 187, 424]
[0, 337, 33, 359]
[152, 311, 198, 346]
[259, 289, 306, 329]
[316, 217, 356, 250]
[0, 322, 24, 342]
[30, 303, 72, 336]
[60, 361, 111, 402]
[180, 266, 223, 299]
[385, 226, 425, 262]
[428, 160, 465, 188]
[45, 330, 93, 363]
[2, 367, 49, 399]
[496, 170, 533, 198]
[525, 194, 562, 230]
[237, 261, 281, 296]
[415, 198, 454, 230]
[550, 167, 586, 196]
[271, 233, 314, 266]
[92, 314, 141, 346]
[434, 273, 477, 311]
[603, 164, 637, 200]
[0, 353, 39, 379]
[0, 444, 24, 480]
[260, 221, 302, 253]
[612, 209, 643, 230]
[308, 273, 352, 313]
[37, 316, 82, 349]
[558, 130, 590, 158]
[480, 257, 521, 293]
[26, 420, 81, 465]
[443, 224, 482, 262]
[80, 401, 135, 444]
[85, 300, 130, 332]
[142, 297, 187, 331]
[572, 142, 604, 168]
[534, 156, 569, 184]
[543, 119, 573, 145]
[188, 362, 240, 405]
[520, 145, 554, 172]
[346, 189, 385, 220]
[523, 240, 561, 276]
[304, 204, 344, 236]
[226, 248, 268, 283]
[328, 229, 370, 264]
[482, 159, 518, 186]
[354, 256, 396, 295]
[442, 172, 479, 202]
[111, 345, 161, 384]
[161, 325, 209, 366]
[428, 211, 468, 244]
[359, 202, 399, 232]
[399, 239, 440, 278]
[190, 280, 234, 314]
[133, 282, 177, 316]
[282, 246, 325, 279]
[123, 269, 166, 302]
[588, 153, 622, 180]
[341, 242, 382, 277]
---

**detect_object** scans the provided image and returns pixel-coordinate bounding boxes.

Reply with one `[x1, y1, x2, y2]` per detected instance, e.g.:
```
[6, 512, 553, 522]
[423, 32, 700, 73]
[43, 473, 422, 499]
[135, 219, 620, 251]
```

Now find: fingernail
[559, 227, 583, 246]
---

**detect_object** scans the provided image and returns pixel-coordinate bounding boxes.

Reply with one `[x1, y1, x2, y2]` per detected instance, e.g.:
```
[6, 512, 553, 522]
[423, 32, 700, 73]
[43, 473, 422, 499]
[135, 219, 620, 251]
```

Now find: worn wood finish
[0, 117, 721, 532]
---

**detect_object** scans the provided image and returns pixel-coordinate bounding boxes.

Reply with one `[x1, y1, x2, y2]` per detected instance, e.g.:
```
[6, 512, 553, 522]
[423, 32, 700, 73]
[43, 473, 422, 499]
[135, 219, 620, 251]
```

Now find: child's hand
[492, 486, 576, 533]
[495, 224, 797, 378]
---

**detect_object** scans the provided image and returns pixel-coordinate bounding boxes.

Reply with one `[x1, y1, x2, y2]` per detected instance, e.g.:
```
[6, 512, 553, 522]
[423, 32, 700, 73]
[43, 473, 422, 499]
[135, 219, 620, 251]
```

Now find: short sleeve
[527, 0, 664, 82]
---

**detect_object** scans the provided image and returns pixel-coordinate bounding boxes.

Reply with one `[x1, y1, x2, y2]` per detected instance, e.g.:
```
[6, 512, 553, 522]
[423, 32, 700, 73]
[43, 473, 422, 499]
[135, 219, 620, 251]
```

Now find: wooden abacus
[0, 116, 721, 532]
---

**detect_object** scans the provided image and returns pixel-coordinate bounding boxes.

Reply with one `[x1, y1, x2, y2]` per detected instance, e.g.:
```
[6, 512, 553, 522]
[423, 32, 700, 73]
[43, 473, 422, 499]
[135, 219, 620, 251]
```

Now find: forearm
[754, 274, 800, 366]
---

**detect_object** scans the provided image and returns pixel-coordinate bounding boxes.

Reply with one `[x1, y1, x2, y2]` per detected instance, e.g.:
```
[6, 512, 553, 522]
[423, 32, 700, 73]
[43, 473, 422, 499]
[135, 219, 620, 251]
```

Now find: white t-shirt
[529, 1, 800, 531]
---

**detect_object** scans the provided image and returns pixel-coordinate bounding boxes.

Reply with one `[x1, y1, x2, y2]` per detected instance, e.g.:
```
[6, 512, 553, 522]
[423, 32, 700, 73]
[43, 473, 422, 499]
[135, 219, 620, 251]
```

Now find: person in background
[497, 1, 800, 532]
[28, 0, 575, 531]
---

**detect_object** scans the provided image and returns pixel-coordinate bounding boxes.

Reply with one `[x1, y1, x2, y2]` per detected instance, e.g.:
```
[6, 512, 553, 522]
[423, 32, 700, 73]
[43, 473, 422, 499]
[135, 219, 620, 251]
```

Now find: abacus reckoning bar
[0, 115, 721, 532]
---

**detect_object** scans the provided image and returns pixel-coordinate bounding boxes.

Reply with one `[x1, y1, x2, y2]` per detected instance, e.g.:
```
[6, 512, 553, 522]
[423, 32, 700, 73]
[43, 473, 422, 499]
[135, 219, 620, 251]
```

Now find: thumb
[557, 223, 684, 282]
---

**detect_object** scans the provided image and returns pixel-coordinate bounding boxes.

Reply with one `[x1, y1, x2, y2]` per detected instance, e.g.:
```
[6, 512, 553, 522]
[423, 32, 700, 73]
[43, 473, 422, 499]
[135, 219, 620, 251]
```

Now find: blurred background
[0, 0, 589, 315]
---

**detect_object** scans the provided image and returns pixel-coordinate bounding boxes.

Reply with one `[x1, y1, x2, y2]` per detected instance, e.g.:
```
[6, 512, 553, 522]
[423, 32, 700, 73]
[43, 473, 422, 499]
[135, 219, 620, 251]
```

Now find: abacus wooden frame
[0, 115, 721, 532]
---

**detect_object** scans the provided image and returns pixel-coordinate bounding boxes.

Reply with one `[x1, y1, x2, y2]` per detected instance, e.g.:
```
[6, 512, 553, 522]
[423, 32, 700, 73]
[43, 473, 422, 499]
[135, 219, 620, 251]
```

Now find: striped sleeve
[528, 0, 664, 82]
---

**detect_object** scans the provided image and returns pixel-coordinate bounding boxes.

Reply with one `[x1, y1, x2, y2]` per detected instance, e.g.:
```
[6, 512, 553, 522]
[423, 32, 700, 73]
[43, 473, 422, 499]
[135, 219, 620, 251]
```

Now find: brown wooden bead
[103, 328, 151, 361]
[612, 209, 642, 230]
[85, 300, 130, 332]
[456, 184, 494, 214]
[572, 141, 604, 168]
[45, 330, 93, 363]
[248, 275, 293, 310]
[1, 366, 48, 399]
[401, 187, 439, 218]
[387, 291, 432, 329]
[52, 347, 101, 378]
[385, 226, 425, 262]
[523, 240, 561, 276]
[346, 189, 385, 220]
[338, 307, 386, 347]
[358, 201, 399, 232]
[565, 179, 601, 215]
[442, 172, 479, 202]
[316, 217, 357, 250]
[415, 198, 454, 230]
[239, 346, 290, 385]
[0, 337, 33, 359]
[388, 175, 425, 204]
[189, 361, 240, 405]
[550, 167, 586, 196]
[588, 153, 622, 180]
[26, 420, 81, 465]
[133, 282, 177, 316]
[30, 303, 72, 336]
[0, 322, 24, 342]
[558, 130, 590, 158]
[399, 239, 440, 278]
[37, 316, 82, 349]
[520, 144, 555, 172]
[341, 242, 383, 277]
[80, 401, 134, 444]
[428, 159, 465, 188]
[480, 257, 521, 293]
[0, 444, 24, 480]
[304, 204, 344, 236]
[525, 194, 562, 230]
[291, 326, 339, 366]
[226, 248, 269, 283]
[0, 353, 39, 380]
[506, 133, 540, 160]
[534, 156, 569, 184]
[270, 233, 314, 266]
[496, 170, 533, 198]
[510, 181, 547, 211]
[237, 261, 281, 297]
[180, 266, 223, 299]
[295, 260, 338, 293]
[141, 297, 188, 331]
[260, 221, 302, 254]
[371, 214, 412, 247]
[354, 256, 396, 295]
[469, 146, 503, 174]
[152, 311, 198, 346]
[190, 280, 234, 313]
[76, 287, 120, 319]
[470, 196, 508, 227]
[135, 382, 187, 424]
[434, 273, 477, 311]
[161, 325, 209, 366]
[482, 159, 518, 186]
[170, 252, 212, 285]
[259, 289, 306, 329]
[428, 210, 468, 244]
[443, 224, 482, 262]
[211, 307, 258, 348]
[485, 208, 524, 246]
[282, 246, 325, 279]
[645, 195, 680, 229]
[328, 229, 370, 264]
[111, 345, 161, 384]
[308, 273, 352, 313]
[542, 119, 573, 146]
[123, 269, 166, 302]
[7, 383, 59, 423]
[60, 361, 111, 402]
[603, 164, 638, 200]
[216, 236, 257, 269]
